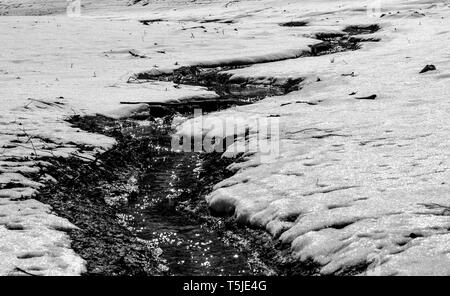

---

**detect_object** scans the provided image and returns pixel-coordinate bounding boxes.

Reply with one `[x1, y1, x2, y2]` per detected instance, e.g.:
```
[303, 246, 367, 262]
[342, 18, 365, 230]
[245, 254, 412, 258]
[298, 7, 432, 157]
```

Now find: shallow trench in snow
[32, 24, 381, 276]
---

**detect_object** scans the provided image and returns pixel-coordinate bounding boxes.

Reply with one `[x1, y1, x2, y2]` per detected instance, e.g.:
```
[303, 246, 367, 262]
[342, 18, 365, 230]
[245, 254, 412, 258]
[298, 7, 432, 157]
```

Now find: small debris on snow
[419, 64, 436, 73]
[128, 49, 149, 59]
[355, 94, 377, 100]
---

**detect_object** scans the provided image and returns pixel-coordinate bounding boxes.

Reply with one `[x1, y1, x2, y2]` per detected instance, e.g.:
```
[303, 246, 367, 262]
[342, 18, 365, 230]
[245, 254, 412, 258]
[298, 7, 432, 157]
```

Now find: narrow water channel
[113, 119, 263, 275]
[118, 25, 382, 275]
[35, 24, 380, 275]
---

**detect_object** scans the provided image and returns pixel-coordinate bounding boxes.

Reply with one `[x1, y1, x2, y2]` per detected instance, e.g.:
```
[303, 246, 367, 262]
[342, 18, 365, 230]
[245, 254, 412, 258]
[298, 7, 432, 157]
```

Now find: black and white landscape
[1, 0, 450, 276]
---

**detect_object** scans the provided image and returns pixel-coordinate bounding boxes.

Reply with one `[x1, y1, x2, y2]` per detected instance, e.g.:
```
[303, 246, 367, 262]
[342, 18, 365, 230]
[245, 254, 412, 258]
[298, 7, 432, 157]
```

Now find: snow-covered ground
[1, 0, 450, 275]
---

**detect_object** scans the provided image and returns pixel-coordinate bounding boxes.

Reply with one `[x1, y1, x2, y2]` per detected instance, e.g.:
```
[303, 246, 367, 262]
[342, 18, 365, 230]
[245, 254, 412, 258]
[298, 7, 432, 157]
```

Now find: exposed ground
[1, 0, 450, 276]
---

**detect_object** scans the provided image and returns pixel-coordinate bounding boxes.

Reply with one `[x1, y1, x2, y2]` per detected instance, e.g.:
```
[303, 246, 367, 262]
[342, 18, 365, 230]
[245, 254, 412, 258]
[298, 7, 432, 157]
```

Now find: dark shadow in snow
[139, 19, 166, 25]
[280, 21, 308, 27]
[343, 24, 381, 35]
[200, 19, 236, 24]
[310, 24, 381, 56]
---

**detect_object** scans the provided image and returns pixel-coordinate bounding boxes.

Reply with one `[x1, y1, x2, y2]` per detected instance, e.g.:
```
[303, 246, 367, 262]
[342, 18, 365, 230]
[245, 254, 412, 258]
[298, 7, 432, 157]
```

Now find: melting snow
[2, 0, 450, 275]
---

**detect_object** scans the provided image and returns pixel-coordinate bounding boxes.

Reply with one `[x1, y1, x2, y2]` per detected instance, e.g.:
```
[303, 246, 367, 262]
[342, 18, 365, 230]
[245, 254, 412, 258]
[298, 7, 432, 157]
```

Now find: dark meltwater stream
[34, 23, 381, 275]
[38, 113, 270, 276]
[110, 118, 265, 275]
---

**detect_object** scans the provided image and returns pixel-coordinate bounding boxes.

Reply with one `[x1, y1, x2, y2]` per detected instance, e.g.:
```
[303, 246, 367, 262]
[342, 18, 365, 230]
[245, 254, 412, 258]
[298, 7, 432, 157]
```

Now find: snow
[1, 0, 450, 275]
[174, 0, 450, 275]
[0, 198, 86, 276]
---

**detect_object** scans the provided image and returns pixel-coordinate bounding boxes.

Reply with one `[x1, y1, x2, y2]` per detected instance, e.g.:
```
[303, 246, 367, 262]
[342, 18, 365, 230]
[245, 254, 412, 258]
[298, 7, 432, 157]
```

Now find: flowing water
[111, 119, 265, 275]
[110, 24, 383, 274]
[40, 24, 381, 275]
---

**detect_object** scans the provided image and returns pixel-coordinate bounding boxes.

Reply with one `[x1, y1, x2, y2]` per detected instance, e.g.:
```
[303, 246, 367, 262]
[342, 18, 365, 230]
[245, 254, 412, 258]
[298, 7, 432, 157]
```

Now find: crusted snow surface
[2, 0, 450, 275]
[0, 99, 113, 275]
[176, 0, 450, 275]
[0, 0, 241, 275]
